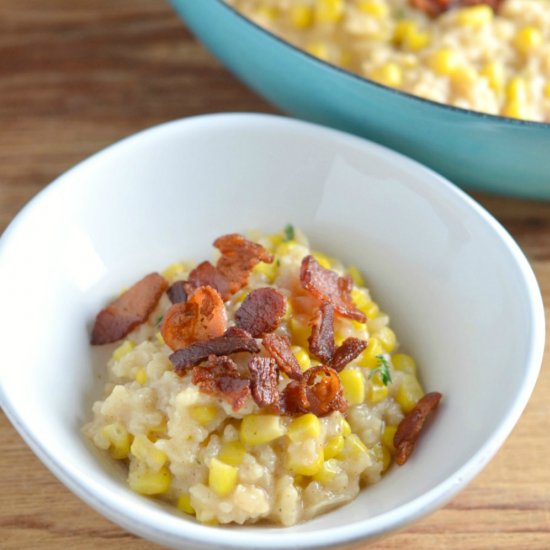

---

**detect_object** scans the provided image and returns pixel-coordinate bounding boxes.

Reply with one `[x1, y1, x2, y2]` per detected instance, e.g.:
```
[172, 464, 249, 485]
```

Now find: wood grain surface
[1, 1, 549, 549]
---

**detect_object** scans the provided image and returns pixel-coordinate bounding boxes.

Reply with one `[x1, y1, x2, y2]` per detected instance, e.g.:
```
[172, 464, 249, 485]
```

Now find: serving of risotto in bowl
[0, 114, 544, 549]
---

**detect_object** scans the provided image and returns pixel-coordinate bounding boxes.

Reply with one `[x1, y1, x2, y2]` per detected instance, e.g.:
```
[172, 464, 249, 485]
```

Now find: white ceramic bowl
[0, 113, 544, 550]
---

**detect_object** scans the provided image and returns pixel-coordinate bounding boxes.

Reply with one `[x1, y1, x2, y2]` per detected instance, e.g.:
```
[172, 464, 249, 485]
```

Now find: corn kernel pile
[227, 0, 550, 122]
[84, 228, 427, 525]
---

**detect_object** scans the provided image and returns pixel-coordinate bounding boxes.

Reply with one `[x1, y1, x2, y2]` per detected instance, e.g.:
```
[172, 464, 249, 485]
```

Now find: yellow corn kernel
[155, 331, 165, 345]
[405, 29, 430, 51]
[396, 374, 424, 413]
[507, 77, 527, 102]
[253, 6, 278, 21]
[480, 61, 504, 93]
[307, 41, 330, 60]
[252, 260, 277, 283]
[240, 415, 286, 446]
[377, 326, 396, 352]
[341, 418, 352, 437]
[189, 404, 218, 426]
[370, 62, 403, 88]
[358, 337, 383, 368]
[217, 440, 246, 466]
[292, 345, 311, 372]
[275, 240, 298, 256]
[503, 100, 526, 119]
[131, 434, 167, 471]
[312, 252, 332, 269]
[128, 465, 172, 495]
[339, 433, 368, 459]
[162, 262, 185, 281]
[177, 493, 195, 515]
[315, 0, 344, 23]
[351, 288, 379, 318]
[514, 26, 542, 56]
[544, 82, 550, 99]
[456, 5, 493, 26]
[208, 458, 238, 497]
[324, 435, 345, 459]
[382, 424, 397, 453]
[394, 20, 415, 43]
[112, 340, 135, 361]
[290, 4, 314, 28]
[313, 458, 341, 484]
[288, 413, 321, 442]
[135, 367, 147, 385]
[358, 0, 389, 18]
[347, 265, 364, 287]
[101, 422, 131, 460]
[368, 377, 388, 404]
[287, 446, 324, 476]
[267, 232, 284, 251]
[451, 65, 477, 89]
[289, 317, 311, 348]
[394, 21, 430, 51]
[339, 369, 365, 405]
[430, 48, 461, 76]
[392, 353, 416, 374]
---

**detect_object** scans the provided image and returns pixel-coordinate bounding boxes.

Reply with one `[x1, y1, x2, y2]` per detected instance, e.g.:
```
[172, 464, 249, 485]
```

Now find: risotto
[226, 0, 550, 122]
[84, 227, 441, 526]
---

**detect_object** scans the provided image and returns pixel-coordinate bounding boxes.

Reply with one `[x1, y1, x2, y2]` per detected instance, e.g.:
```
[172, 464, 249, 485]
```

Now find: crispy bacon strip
[184, 261, 233, 302]
[263, 333, 303, 381]
[170, 327, 260, 374]
[161, 286, 226, 351]
[248, 356, 279, 408]
[91, 272, 167, 345]
[235, 287, 287, 338]
[214, 234, 274, 295]
[394, 392, 442, 465]
[330, 338, 368, 372]
[300, 255, 365, 322]
[308, 302, 336, 363]
[192, 355, 250, 412]
[166, 280, 187, 304]
[409, 0, 502, 17]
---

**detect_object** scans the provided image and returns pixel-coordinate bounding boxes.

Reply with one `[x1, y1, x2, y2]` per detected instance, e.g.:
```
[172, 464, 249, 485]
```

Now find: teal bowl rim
[206, 0, 550, 129]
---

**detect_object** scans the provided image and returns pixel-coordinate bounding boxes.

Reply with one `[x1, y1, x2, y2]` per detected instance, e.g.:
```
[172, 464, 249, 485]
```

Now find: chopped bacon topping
[170, 327, 260, 374]
[184, 261, 233, 302]
[248, 356, 279, 408]
[394, 392, 442, 465]
[235, 288, 287, 338]
[300, 255, 365, 322]
[308, 302, 336, 363]
[192, 355, 250, 411]
[330, 338, 367, 372]
[263, 333, 303, 381]
[166, 280, 187, 304]
[409, 0, 502, 17]
[91, 272, 167, 345]
[161, 286, 227, 351]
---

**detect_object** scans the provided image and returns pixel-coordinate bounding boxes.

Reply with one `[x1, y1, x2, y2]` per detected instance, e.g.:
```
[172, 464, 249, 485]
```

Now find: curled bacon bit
[300, 255, 365, 322]
[330, 338, 368, 372]
[394, 392, 442, 465]
[161, 286, 227, 351]
[248, 356, 279, 408]
[192, 355, 250, 411]
[91, 272, 167, 345]
[235, 287, 287, 338]
[184, 261, 233, 302]
[263, 333, 303, 381]
[170, 327, 260, 374]
[409, 0, 502, 17]
[167, 280, 187, 304]
[214, 234, 274, 295]
[308, 302, 336, 363]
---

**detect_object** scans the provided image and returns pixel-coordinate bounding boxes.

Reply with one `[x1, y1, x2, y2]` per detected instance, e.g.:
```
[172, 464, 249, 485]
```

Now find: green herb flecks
[283, 224, 295, 242]
[369, 355, 392, 386]
[155, 315, 164, 328]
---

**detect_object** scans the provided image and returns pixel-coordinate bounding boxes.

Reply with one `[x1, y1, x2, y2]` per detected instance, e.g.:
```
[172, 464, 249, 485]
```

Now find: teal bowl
[170, 0, 550, 200]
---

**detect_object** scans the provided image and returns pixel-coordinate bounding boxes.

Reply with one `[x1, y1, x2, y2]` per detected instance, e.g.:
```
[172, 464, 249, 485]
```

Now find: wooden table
[1, 1, 549, 548]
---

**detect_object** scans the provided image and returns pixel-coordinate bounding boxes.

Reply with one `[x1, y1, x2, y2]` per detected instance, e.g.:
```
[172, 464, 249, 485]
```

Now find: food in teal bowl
[171, 0, 550, 199]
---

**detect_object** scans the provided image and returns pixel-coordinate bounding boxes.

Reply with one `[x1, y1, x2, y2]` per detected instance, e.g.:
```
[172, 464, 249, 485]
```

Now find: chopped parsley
[369, 355, 392, 386]
[155, 315, 164, 328]
[283, 224, 295, 242]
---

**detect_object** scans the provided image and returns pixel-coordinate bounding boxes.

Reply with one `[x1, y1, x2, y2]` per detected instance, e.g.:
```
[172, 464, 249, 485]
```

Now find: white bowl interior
[0, 114, 544, 549]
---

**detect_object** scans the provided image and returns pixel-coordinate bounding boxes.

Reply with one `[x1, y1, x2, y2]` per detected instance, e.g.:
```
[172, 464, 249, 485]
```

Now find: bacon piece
[409, 0, 502, 17]
[330, 338, 368, 372]
[192, 355, 250, 411]
[248, 356, 279, 408]
[166, 280, 187, 304]
[394, 392, 442, 465]
[263, 333, 303, 381]
[170, 327, 260, 374]
[235, 288, 287, 338]
[184, 261, 233, 302]
[300, 255, 365, 322]
[91, 272, 167, 345]
[308, 302, 336, 363]
[161, 286, 227, 351]
[214, 234, 274, 295]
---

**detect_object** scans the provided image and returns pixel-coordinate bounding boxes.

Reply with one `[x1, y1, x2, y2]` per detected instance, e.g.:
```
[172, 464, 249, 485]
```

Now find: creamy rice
[226, 0, 550, 122]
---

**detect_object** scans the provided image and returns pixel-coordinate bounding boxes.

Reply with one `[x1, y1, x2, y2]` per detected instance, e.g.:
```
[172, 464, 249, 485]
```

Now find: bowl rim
[206, 0, 550, 130]
[0, 113, 545, 549]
